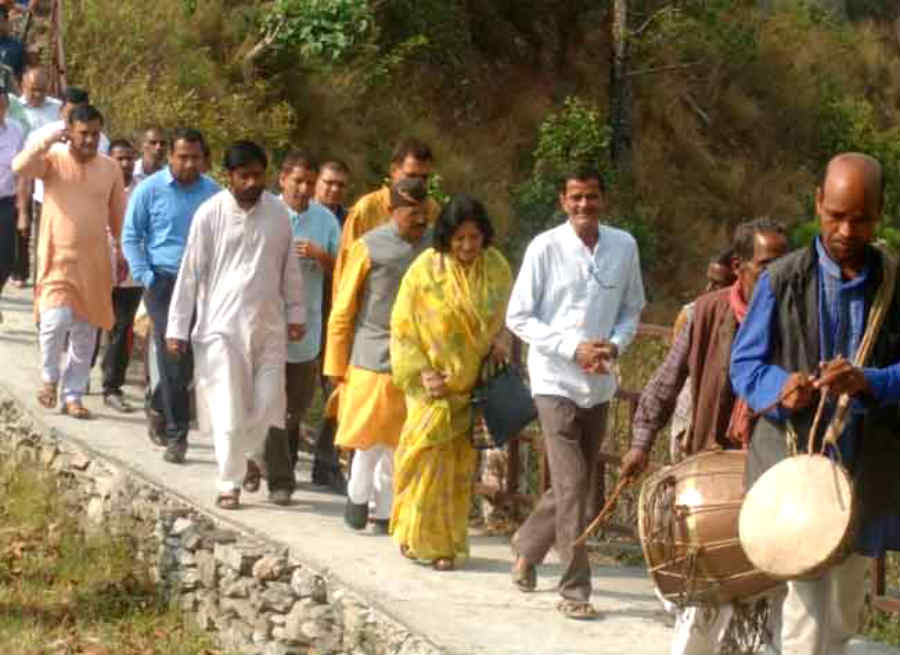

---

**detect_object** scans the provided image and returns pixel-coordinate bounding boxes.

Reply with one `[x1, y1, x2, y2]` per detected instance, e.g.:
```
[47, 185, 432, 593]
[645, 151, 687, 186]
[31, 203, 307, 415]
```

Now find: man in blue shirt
[122, 128, 220, 463]
[249, 151, 339, 505]
[731, 153, 899, 654]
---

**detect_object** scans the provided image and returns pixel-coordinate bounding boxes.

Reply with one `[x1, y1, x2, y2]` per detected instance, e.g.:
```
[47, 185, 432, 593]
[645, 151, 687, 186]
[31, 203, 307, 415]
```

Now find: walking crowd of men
[0, 61, 896, 654]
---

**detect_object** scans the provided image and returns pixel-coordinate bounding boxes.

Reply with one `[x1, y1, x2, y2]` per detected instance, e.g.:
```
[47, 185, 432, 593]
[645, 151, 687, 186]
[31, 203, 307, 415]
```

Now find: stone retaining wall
[0, 396, 440, 655]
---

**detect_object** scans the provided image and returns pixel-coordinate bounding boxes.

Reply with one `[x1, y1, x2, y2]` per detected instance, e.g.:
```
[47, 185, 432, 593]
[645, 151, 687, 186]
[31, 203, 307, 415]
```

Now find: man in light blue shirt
[121, 128, 220, 463]
[256, 151, 339, 505]
[506, 166, 645, 619]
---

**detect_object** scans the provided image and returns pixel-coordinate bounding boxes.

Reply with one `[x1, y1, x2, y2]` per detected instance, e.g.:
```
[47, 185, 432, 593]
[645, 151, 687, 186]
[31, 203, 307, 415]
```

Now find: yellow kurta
[13, 137, 126, 330]
[389, 247, 512, 562]
[332, 186, 440, 299]
[324, 237, 406, 449]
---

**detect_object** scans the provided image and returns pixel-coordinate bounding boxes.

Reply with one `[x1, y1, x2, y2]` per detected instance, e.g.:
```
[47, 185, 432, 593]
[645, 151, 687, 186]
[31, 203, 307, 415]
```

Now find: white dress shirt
[17, 95, 62, 131]
[506, 220, 646, 408]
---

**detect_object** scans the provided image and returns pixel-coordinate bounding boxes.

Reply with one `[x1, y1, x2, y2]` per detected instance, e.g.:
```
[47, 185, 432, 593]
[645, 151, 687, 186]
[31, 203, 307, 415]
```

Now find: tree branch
[625, 61, 703, 77]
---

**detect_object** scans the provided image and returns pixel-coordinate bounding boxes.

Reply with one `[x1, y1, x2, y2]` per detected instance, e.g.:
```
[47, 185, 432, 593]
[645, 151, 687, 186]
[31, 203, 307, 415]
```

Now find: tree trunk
[609, 0, 633, 178]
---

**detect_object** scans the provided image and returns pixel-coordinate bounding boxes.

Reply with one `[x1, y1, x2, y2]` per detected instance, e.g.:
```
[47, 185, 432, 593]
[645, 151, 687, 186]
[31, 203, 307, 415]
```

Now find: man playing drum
[622, 218, 788, 654]
[731, 153, 899, 655]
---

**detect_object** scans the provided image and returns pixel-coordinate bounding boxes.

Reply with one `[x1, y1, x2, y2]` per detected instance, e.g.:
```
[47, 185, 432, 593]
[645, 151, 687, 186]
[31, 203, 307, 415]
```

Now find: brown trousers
[515, 395, 608, 602]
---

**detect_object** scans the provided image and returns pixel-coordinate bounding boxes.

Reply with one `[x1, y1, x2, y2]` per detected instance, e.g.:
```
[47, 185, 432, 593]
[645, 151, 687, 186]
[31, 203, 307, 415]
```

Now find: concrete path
[0, 287, 893, 654]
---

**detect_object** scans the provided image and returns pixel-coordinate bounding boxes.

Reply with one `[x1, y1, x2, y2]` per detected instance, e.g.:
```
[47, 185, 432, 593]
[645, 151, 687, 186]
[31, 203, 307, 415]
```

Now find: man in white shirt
[505, 166, 646, 619]
[165, 140, 306, 509]
[18, 68, 62, 130]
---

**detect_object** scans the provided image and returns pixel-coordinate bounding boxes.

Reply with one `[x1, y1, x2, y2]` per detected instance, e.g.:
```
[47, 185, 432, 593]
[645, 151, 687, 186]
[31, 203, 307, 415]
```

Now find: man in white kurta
[165, 141, 305, 505]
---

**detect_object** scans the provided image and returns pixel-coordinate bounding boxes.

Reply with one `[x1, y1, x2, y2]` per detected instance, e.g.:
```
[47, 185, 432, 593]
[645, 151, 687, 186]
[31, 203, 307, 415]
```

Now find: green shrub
[261, 0, 374, 64]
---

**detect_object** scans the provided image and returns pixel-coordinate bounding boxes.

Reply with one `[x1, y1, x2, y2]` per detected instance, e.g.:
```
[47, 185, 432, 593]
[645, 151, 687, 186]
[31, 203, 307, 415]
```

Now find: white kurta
[166, 190, 305, 492]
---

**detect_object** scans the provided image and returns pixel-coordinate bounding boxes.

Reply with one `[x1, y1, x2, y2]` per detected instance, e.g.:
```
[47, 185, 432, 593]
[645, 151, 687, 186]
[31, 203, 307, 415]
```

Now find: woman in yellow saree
[390, 194, 513, 571]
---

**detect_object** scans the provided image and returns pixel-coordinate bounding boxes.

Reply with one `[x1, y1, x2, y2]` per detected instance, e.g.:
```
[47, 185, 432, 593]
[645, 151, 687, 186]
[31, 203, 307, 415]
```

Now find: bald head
[822, 153, 883, 212]
[816, 152, 882, 272]
[21, 68, 51, 108]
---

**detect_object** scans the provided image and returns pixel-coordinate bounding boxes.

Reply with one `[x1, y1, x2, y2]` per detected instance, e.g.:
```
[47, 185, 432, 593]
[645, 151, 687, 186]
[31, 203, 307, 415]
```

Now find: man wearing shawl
[389, 194, 512, 570]
[621, 218, 788, 654]
[324, 177, 432, 533]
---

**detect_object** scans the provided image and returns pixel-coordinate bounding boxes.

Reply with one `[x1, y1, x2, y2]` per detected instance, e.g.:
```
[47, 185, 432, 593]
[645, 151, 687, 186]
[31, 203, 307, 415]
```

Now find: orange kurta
[14, 137, 126, 330]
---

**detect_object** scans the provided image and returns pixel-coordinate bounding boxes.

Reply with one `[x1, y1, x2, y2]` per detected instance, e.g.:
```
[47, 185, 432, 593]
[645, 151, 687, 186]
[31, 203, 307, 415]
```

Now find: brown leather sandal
[242, 460, 262, 493]
[557, 600, 601, 620]
[62, 400, 91, 419]
[215, 490, 240, 510]
[37, 382, 57, 409]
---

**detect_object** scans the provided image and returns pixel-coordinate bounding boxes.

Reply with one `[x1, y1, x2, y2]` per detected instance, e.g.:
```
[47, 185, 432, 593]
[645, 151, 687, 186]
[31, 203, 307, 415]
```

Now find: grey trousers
[514, 395, 608, 602]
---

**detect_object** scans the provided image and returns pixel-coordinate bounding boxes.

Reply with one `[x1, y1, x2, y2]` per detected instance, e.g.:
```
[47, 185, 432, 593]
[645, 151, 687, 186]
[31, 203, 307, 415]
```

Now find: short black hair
[108, 138, 134, 152]
[171, 127, 206, 150]
[391, 137, 433, 165]
[558, 165, 606, 193]
[732, 217, 787, 262]
[223, 140, 268, 172]
[711, 247, 734, 267]
[434, 194, 495, 253]
[321, 159, 350, 175]
[68, 104, 103, 126]
[0, 7, 10, 21]
[281, 150, 318, 174]
[62, 86, 89, 106]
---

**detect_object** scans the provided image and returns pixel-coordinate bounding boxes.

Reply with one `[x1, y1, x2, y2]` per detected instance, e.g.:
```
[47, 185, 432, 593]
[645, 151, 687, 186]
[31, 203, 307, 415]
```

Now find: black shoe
[103, 393, 133, 413]
[312, 459, 348, 496]
[344, 499, 368, 530]
[145, 408, 166, 446]
[163, 441, 187, 464]
[371, 519, 390, 535]
[269, 489, 292, 506]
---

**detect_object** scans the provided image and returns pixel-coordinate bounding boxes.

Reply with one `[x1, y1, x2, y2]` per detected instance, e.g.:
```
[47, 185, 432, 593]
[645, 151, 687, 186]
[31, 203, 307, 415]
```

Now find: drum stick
[574, 475, 634, 548]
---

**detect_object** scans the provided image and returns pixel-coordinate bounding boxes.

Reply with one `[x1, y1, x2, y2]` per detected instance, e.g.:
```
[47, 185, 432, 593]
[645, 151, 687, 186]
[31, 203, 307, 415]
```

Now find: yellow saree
[390, 246, 512, 562]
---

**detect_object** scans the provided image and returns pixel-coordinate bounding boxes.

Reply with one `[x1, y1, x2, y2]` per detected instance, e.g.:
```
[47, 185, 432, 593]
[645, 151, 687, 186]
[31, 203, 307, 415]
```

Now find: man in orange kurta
[12, 104, 126, 418]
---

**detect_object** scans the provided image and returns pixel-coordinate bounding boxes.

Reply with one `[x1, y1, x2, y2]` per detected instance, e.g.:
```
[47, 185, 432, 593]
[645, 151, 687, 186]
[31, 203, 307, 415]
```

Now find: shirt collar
[162, 166, 176, 186]
[815, 236, 869, 288]
[562, 219, 602, 255]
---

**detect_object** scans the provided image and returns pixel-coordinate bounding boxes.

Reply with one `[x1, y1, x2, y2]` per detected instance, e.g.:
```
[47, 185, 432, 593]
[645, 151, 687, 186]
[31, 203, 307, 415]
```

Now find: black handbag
[470, 360, 538, 449]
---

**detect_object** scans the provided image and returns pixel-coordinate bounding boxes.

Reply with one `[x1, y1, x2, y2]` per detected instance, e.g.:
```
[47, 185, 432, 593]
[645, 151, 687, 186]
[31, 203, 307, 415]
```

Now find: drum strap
[821, 244, 897, 449]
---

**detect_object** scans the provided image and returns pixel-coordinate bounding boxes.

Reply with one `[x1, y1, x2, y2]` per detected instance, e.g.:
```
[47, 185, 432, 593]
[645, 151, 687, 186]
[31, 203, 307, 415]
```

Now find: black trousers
[143, 272, 193, 445]
[11, 196, 32, 282]
[0, 196, 15, 292]
[102, 286, 144, 394]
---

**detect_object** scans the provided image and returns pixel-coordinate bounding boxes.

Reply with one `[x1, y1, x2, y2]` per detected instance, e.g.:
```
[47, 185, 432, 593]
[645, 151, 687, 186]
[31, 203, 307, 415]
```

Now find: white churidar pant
[39, 306, 97, 403]
[347, 445, 394, 519]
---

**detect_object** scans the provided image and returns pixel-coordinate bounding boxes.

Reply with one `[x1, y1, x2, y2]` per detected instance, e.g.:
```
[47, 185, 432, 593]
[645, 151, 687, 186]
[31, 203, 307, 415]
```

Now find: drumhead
[739, 454, 854, 579]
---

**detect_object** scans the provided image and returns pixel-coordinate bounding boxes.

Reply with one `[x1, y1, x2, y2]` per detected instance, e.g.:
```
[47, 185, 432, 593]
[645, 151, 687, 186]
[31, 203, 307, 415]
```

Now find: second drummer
[621, 217, 788, 654]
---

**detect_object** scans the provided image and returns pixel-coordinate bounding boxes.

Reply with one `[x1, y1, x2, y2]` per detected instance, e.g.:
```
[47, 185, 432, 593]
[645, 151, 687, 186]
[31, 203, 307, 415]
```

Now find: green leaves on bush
[262, 0, 374, 64]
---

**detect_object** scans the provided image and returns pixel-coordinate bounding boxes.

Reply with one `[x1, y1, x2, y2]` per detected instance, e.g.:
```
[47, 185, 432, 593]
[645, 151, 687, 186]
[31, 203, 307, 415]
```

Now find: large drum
[638, 450, 778, 606]
[739, 454, 856, 580]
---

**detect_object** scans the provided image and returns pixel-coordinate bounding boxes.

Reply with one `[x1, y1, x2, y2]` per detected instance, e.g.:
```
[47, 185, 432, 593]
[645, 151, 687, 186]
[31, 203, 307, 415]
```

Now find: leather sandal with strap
[215, 490, 240, 510]
[557, 600, 601, 620]
[62, 400, 91, 420]
[37, 382, 57, 409]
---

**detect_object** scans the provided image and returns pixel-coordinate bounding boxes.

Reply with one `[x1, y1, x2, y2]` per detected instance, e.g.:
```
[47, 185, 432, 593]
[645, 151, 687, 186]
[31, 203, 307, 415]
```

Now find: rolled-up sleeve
[730, 272, 790, 418]
[506, 241, 580, 360]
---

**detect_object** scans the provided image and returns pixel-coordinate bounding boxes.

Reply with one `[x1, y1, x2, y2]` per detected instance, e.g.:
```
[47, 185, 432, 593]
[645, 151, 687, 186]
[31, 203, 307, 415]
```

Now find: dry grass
[0, 458, 217, 654]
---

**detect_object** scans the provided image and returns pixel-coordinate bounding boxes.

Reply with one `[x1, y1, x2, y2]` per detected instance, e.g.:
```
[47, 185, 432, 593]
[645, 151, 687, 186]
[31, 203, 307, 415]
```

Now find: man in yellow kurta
[324, 178, 432, 533]
[331, 138, 440, 292]
[13, 104, 126, 418]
